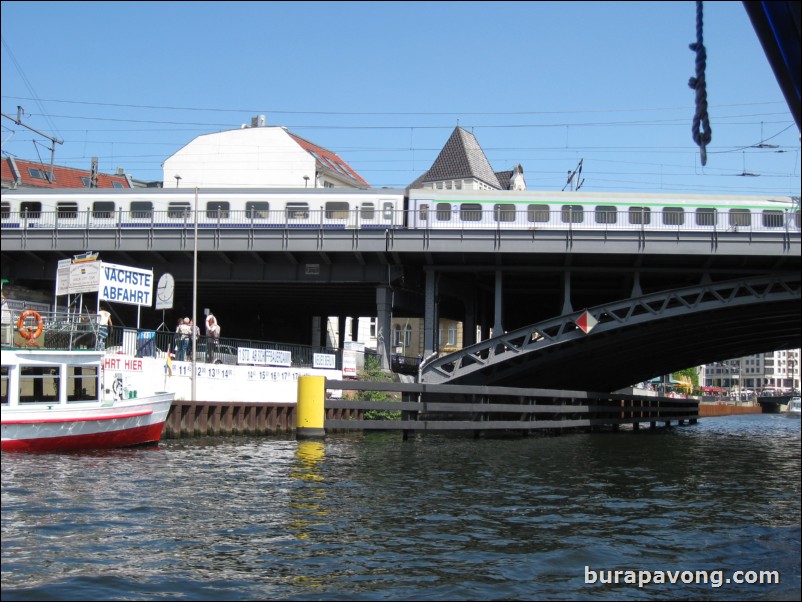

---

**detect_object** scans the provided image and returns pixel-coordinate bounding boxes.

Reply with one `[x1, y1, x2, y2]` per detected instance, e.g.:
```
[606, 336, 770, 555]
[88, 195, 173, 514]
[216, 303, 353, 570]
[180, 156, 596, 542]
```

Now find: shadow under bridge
[420, 273, 801, 392]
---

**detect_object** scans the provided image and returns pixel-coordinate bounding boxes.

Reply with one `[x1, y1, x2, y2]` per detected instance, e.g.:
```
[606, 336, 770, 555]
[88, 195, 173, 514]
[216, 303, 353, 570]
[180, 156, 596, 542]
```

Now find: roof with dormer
[287, 132, 369, 187]
[1, 157, 132, 189]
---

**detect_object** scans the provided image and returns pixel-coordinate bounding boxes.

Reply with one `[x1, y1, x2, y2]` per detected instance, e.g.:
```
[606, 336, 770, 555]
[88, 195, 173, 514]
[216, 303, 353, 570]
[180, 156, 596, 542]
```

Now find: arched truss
[420, 273, 801, 391]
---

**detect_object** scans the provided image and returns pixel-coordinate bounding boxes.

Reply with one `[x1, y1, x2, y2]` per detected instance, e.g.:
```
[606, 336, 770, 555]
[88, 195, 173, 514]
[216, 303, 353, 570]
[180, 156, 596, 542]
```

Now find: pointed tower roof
[415, 127, 502, 189]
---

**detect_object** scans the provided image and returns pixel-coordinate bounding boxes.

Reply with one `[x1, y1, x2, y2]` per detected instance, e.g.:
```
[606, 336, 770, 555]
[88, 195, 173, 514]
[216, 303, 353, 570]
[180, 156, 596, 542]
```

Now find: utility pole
[1, 106, 64, 182]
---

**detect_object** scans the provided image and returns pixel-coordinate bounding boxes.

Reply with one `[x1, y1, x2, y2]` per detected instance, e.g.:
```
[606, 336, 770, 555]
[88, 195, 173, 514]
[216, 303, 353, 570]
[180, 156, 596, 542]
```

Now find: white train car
[0, 188, 407, 230]
[405, 189, 801, 233]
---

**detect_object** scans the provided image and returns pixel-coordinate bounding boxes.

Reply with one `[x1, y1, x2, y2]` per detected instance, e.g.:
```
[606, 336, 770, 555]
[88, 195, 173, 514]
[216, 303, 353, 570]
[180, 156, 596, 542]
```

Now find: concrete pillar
[424, 270, 437, 357]
[376, 286, 392, 370]
[493, 270, 503, 336]
[561, 271, 573, 315]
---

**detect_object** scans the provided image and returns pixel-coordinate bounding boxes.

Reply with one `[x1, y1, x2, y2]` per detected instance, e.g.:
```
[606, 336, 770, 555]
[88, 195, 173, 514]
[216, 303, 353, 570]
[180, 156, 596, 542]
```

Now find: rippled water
[2, 414, 800, 600]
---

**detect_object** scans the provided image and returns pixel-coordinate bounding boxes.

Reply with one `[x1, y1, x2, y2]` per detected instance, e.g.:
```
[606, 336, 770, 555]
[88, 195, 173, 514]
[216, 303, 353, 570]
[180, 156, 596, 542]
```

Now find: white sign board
[313, 353, 336, 369]
[342, 349, 357, 377]
[68, 261, 102, 294]
[237, 347, 292, 367]
[99, 263, 153, 306]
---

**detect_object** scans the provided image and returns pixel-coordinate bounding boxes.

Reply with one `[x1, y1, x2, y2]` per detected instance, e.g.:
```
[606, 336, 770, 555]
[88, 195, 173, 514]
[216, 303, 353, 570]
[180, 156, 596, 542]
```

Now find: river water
[2, 414, 799, 601]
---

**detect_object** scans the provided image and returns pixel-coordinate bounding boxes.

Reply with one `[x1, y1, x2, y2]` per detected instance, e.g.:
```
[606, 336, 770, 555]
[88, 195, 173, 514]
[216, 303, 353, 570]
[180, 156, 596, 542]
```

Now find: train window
[382, 202, 394, 220]
[527, 204, 550, 223]
[728, 208, 751, 228]
[130, 201, 153, 219]
[695, 208, 717, 226]
[1, 202, 9, 219]
[629, 207, 651, 225]
[460, 204, 482, 221]
[360, 203, 375, 219]
[286, 202, 309, 220]
[436, 203, 452, 221]
[663, 207, 684, 226]
[794, 210, 800, 229]
[561, 205, 583, 223]
[168, 202, 192, 218]
[246, 201, 270, 219]
[761, 210, 784, 228]
[494, 204, 516, 222]
[206, 201, 230, 219]
[595, 205, 617, 224]
[325, 202, 350, 219]
[419, 204, 429, 221]
[20, 202, 42, 219]
[57, 202, 78, 219]
[92, 201, 115, 219]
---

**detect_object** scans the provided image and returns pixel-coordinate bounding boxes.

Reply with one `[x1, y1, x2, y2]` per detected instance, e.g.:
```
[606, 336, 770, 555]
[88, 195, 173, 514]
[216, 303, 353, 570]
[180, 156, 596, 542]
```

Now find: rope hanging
[688, 0, 712, 166]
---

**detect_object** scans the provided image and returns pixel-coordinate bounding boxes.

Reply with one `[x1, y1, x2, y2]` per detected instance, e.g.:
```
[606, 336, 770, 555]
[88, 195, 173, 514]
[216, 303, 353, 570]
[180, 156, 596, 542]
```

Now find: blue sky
[1, 1, 799, 196]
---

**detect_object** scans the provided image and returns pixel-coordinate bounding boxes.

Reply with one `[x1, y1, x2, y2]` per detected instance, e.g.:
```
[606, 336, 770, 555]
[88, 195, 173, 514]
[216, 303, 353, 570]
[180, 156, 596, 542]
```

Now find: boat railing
[1, 308, 100, 350]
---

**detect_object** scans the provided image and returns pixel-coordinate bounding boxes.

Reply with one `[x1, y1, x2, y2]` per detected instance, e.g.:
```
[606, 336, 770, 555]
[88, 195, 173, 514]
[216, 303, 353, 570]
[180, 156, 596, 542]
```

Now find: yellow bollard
[296, 375, 326, 439]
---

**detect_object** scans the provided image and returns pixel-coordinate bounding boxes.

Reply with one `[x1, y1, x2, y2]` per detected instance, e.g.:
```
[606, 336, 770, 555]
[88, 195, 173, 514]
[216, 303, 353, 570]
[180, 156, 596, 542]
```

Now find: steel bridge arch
[420, 273, 801, 391]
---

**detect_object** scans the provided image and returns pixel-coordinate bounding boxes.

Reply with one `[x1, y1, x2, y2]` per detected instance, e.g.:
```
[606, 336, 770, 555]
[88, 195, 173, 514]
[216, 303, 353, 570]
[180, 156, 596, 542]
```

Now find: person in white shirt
[205, 312, 221, 363]
[97, 306, 112, 350]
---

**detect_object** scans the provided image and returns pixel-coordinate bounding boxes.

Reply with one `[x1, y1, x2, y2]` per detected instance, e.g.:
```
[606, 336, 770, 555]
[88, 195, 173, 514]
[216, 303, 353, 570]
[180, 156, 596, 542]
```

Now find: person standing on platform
[176, 317, 192, 361]
[97, 306, 112, 350]
[205, 311, 221, 363]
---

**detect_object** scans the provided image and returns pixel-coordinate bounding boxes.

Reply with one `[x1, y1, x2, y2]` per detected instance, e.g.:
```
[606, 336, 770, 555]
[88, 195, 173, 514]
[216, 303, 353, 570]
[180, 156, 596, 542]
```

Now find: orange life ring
[17, 310, 44, 340]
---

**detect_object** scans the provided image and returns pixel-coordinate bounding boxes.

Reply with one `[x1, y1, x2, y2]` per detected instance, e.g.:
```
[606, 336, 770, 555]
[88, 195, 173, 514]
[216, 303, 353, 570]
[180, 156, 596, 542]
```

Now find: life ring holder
[17, 310, 45, 341]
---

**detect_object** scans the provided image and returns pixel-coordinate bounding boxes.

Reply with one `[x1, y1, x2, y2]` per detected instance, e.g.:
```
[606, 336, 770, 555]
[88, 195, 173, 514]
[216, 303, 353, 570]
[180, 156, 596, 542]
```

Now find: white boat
[2, 310, 174, 452]
[785, 396, 801, 419]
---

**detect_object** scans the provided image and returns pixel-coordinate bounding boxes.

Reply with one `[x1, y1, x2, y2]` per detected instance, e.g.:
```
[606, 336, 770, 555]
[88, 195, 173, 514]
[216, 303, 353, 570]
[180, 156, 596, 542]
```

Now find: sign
[55, 258, 72, 296]
[342, 349, 357, 377]
[313, 353, 336, 369]
[237, 347, 292, 367]
[99, 263, 153, 306]
[576, 310, 598, 334]
[68, 260, 102, 294]
[155, 273, 175, 310]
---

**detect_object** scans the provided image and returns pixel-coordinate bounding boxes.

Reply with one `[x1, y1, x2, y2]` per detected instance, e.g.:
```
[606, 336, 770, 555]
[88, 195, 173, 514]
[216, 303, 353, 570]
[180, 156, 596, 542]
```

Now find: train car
[405, 189, 801, 233]
[0, 187, 407, 230]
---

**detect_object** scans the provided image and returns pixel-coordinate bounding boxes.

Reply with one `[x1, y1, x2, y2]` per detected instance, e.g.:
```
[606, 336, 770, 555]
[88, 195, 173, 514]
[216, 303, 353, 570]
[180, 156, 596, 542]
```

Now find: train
[1, 187, 799, 233]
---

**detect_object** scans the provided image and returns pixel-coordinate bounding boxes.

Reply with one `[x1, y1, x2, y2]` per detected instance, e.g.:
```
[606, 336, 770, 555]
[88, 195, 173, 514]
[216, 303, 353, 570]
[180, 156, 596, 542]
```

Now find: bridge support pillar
[493, 270, 504, 335]
[424, 270, 437, 358]
[376, 286, 392, 370]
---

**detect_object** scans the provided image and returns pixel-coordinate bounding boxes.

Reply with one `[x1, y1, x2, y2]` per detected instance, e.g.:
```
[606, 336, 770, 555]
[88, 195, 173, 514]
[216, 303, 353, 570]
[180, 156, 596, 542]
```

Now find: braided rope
[688, 0, 712, 165]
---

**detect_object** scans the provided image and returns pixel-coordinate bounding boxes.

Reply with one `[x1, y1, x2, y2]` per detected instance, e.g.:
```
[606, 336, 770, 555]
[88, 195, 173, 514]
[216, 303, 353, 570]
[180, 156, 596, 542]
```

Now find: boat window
[663, 207, 684, 226]
[92, 201, 115, 219]
[67, 365, 99, 403]
[436, 203, 452, 221]
[561, 205, 584, 223]
[460, 204, 483, 221]
[325, 201, 350, 219]
[360, 203, 375, 220]
[595, 205, 617, 224]
[629, 206, 651, 225]
[494, 204, 516, 222]
[57, 202, 79, 220]
[130, 201, 153, 219]
[19, 365, 60, 404]
[695, 207, 717, 226]
[1, 202, 9, 220]
[729, 208, 751, 228]
[761, 210, 784, 228]
[286, 202, 309, 220]
[20, 201, 42, 219]
[246, 201, 270, 219]
[1, 366, 8, 405]
[527, 204, 550, 223]
[168, 202, 192, 219]
[206, 201, 230, 220]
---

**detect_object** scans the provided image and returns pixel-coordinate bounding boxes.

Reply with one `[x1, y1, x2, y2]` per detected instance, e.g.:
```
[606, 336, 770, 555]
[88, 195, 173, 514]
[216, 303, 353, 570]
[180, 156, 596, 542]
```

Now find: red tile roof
[1, 157, 132, 189]
[287, 133, 369, 187]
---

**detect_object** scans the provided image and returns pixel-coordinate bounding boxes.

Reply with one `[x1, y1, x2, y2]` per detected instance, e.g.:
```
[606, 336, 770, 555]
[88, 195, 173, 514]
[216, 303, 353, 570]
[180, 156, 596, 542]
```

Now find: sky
[1, 1, 799, 196]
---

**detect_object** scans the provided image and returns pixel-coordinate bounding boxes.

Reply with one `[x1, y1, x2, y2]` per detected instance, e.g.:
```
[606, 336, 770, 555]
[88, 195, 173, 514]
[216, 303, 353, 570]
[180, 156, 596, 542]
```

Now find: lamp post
[175, 175, 182, 188]
[191, 187, 198, 402]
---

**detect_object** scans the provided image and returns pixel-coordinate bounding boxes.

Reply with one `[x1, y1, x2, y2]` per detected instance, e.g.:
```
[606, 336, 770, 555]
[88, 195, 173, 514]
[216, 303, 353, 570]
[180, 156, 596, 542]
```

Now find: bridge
[1, 215, 799, 391]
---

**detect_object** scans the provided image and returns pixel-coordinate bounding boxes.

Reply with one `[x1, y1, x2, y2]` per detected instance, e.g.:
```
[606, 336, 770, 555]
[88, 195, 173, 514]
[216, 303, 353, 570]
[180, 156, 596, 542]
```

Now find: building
[162, 115, 369, 189]
[408, 126, 526, 191]
[1, 157, 134, 189]
[700, 348, 800, 397]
